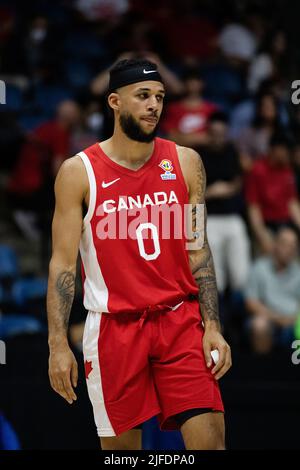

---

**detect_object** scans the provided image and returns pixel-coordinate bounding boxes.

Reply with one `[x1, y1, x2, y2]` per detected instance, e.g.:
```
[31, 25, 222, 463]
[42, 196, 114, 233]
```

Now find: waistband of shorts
[90, 293, 198, 320]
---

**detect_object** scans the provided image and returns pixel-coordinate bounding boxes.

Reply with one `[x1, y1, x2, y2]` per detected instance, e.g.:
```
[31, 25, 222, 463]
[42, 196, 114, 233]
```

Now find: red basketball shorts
[82, 298, 224, 437]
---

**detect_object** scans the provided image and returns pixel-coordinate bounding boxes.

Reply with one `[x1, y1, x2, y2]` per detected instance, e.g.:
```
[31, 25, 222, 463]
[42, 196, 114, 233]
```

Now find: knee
[249, 316, 273, 354]
[250, 315, 272, 335]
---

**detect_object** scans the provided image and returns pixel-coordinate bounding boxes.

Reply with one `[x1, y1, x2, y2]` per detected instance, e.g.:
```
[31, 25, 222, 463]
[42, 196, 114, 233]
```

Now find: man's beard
[119, 112, 158, 143]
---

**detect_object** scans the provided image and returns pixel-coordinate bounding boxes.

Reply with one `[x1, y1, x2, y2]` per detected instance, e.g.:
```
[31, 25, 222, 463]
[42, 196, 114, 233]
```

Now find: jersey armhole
[77, 151, 97, 226]
[169, 142, 190, 195]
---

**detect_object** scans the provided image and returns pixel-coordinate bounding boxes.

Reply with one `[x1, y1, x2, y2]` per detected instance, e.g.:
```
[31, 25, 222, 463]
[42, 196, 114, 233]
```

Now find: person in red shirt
[245, 133, 300, 253]
[7, 100, 81, 268]
[8, 100, 81, 201]
[162, 68, 218, 148]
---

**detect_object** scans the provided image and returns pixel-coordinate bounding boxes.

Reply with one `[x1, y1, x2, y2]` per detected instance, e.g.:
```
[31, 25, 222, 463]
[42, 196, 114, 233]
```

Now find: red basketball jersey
[78, 137, 198, 314]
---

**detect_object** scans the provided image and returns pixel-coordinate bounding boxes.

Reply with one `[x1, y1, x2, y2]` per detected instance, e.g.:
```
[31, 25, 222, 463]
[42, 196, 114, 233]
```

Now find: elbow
[48, 256, 77, 276]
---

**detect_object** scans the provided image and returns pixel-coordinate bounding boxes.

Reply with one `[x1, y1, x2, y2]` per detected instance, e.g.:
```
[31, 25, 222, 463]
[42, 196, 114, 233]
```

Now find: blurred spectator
[0, 8, 26, 75]
[199, 59, 245, 113]
[201, 112, 250, 295]
[218, 7, 271, 68]
[291, 139, 300, 197]
[248, 30, 289, 93]
[24, 16, 59, 77]
[245, 133, 300, 254]
[245, 227, 300, 354]
[0, 112, 24, 174]
[71, 100, 104, 153]
[236, 93, 282, 171]
[110, 13, 165, 57]
[130, 1, 219, 62]
[7, 100, 81, 244]
[0, 7, 15, 43]
[162, 68, 217, 147]
[156, 3, 218, 62]
[229, 78, 289, 140]
[75, 0, 129, 22]
[8, 100, 81, 194]
[290, 105, 300, 137]
[219, 22, 257, 64]
[247, 53, 273, 95]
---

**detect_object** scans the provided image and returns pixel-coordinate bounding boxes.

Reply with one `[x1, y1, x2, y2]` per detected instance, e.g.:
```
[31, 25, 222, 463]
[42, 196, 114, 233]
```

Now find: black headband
[108, 65, 164, 93]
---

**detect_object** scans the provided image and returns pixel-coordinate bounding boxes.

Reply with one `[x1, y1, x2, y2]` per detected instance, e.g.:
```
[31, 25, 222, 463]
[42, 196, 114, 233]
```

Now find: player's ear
[108, 92, 120, 111]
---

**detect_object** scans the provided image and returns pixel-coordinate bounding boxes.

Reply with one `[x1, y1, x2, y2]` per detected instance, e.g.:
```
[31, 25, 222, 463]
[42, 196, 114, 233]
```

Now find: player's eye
[138, 93, 148, 99]
[156, 95, 164, 102]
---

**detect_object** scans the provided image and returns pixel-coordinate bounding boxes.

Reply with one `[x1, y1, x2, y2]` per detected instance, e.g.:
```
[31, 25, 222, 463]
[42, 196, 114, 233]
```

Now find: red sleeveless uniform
[79, 136, 198, 313]
[79, 137, 224, 437]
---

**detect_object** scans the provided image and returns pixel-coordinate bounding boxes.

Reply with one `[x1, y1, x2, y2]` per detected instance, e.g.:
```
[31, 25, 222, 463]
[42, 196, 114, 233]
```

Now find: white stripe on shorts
[83, 311, 116, 437]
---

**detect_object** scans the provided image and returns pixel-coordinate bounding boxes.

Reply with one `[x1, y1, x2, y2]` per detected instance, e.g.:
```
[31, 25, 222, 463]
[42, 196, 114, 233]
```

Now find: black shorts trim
[173, 408, 213, 427]
[132, 407, 213, 430]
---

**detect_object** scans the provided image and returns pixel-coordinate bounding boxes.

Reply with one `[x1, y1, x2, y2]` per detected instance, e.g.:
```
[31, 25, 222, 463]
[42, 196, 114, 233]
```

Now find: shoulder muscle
[54, 155, 88, 207]
[176, 145, 206, 203]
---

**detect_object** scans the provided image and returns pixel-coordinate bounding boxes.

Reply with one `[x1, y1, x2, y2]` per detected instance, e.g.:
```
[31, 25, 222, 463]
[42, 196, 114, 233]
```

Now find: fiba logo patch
[159, 159, 176, 181]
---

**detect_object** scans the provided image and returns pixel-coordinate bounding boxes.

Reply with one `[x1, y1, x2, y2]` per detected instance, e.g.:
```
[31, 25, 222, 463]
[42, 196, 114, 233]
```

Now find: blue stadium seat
[64, 60, 93, 89]
[0, 413, 21, 450]
[1, 85, 23, 112]
[18, 113, 48, 132]
[64, 32, 106, 60]
[142, 417, 185, 450]
[12, 278, 47, 307]
[201, 64, 245, 105]
[0, 245, 19, 279]
[0, 314, 43, 339]
[34, 85, 74, 117]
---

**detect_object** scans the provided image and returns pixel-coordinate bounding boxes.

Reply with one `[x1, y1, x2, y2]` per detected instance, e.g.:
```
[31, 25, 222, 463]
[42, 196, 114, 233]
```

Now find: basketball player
[47, 59, 232, 450]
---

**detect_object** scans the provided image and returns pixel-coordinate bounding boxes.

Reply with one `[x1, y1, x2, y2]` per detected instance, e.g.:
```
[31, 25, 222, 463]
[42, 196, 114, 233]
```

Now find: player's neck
[103, 129, 155, 165]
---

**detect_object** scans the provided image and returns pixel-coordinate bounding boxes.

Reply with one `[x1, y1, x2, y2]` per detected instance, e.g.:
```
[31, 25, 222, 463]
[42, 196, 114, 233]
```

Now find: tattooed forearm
[55, 271, 75, 331]
[188, 150, 220, 328]
[192, 242, 220, 326]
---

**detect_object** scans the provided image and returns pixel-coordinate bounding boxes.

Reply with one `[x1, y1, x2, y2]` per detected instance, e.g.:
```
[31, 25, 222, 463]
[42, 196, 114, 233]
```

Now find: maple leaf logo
[84, 360, 93, 379]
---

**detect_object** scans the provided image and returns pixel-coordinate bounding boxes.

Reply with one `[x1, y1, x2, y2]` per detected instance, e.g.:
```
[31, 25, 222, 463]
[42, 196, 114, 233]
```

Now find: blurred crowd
[1, 0, 300, 368]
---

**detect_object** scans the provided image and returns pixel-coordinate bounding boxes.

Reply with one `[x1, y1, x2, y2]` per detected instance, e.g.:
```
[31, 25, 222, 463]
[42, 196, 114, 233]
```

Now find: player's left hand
[202, 329, 232, 380]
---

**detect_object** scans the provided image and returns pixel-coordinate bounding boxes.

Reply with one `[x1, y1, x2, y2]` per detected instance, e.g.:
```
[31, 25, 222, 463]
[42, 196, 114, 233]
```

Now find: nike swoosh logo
[102, 178, 120, 188]
[143, 69, 156, 74]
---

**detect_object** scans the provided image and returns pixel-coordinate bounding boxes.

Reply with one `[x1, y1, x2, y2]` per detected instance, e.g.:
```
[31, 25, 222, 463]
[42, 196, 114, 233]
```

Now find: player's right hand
[48, 344, 78, 404]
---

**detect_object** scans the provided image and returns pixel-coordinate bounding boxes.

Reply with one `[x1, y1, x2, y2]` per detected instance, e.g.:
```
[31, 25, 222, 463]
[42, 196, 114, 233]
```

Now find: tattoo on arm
[55, 271, 75, 331]
[192, 239, 220, 324]
[190, 155, 220, 326]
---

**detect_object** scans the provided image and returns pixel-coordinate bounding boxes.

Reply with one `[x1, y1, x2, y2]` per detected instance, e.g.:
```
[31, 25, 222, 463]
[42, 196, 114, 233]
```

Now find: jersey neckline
[95, 138, 160, 178]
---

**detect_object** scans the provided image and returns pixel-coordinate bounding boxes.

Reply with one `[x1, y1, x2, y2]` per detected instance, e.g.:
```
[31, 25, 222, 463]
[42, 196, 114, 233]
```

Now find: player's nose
[146, 95, 159, 111]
